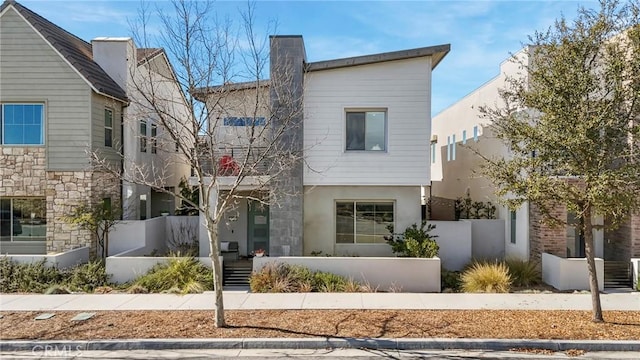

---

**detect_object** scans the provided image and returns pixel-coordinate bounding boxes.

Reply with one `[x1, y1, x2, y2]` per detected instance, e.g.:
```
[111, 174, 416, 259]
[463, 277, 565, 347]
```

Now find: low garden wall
[105, 255, 217, 284]
[253, 256, 441, 293]
[542, 252, 604, 291]
[0, 241, 46, 255]
[1, 246, 89, 268]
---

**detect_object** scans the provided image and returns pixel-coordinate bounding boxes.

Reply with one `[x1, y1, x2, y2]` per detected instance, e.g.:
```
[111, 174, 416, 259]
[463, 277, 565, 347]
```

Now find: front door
[248, 200, 269, 254]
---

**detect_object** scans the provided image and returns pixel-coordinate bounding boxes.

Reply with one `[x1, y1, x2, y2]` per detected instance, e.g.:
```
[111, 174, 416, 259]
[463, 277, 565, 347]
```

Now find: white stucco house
[430, 47, 637, 289]
[194, 36, 450, 258]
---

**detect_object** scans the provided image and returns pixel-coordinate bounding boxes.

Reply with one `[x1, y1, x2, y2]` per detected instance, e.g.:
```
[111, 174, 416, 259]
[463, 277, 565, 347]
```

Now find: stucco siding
[303, 57, 432, 186]
[0, 7, 91, 170]
[303, 185, 421, 256]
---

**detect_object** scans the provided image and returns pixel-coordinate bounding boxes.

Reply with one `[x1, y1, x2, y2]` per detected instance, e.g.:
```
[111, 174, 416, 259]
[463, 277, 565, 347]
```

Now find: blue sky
[18, 0, 595, 115]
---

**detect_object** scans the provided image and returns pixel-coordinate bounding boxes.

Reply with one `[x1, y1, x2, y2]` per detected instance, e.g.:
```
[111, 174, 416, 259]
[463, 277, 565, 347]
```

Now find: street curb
[2, 338, 640, 352]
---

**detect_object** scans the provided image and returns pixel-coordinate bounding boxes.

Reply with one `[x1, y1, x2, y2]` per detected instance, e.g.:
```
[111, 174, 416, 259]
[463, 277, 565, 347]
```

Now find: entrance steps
[223, 260, 253, 286]
[604, 261, 632, 289]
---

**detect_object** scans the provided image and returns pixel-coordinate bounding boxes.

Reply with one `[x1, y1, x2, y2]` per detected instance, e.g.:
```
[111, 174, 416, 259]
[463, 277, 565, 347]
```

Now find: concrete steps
[223, 260, 252, 286]
[604, 261, 632, 289]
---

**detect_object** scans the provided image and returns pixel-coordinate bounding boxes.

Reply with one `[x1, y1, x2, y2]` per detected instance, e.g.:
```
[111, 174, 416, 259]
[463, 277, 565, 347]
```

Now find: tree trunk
[206, 217, 225, 328]
[583, 204, 603, 322]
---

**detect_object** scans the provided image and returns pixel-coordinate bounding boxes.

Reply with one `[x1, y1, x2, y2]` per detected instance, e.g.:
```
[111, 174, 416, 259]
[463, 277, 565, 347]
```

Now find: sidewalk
[1, 291, 639, 311]
[2, 291, 640, 355]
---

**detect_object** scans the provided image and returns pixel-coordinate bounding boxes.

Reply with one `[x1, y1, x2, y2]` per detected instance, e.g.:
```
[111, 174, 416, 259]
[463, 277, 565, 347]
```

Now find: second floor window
[223, 117, 266, 126]
[0, 103, 44, 145]
[140, 120, 147, 153]
[104, 109, 113, 147]
[345, 110, 386, 151]
[151, 124, 158, 154]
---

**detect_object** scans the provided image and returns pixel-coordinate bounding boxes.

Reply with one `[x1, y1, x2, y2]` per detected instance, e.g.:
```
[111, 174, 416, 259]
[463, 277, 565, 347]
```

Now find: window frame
[446, 136, 451, 161]
[510, 210, 517, 244]
[0, 103, 45, 146]
[223, 117, 266, 126]
[104, 108, 113, 148]
[335, 200, 394, 245]
[473, 126, 479, 142]
[430, 141, 437, 164]
[344, 109, 387, 152]
[140, 120, 147, 153]
[151, 123, 158, 154]
[0, 197, 46, 242]
[451, 134, 456, 160]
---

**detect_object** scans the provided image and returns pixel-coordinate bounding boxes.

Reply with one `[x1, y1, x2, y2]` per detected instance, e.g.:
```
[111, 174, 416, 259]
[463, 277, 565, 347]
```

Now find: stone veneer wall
[46, 171, 120, 255]
[0, 147, 47, 196]
[529, 202, 568, 265]
[1, 147, 120, 255]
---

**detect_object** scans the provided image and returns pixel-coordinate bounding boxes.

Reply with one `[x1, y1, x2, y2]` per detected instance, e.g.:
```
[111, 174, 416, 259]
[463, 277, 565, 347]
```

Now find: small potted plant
[252, 248, 266, 257]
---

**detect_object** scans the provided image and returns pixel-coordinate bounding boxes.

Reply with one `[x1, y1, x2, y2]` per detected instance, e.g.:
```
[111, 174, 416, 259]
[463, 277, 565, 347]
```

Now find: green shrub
[44, 285, 71, 294]
[63, 260, 111, 292]
[133, 257, 213, 294]
[0, 258, 111, 293]
[461, 261, 512, 293]
[385, 222, 439, 258]
[313, 272, 347, 292]
[249, 262, 358, 293]
[0, 258, 63, 293]
[441, 269, 462, 292]
[505, 258, 541, 287]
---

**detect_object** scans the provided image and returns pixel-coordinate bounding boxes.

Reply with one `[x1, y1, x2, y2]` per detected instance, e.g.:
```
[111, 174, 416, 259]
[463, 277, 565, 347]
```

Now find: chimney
[91, 37, 136, 91]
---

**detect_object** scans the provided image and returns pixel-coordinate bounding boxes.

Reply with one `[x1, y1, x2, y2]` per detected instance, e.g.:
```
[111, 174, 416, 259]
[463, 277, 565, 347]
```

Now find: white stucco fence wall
[253, 256, 441, 293]
[541, 253, 604, 291]
[109, 216, 199, 256]
[632, 258, 639, 290]
[106, 256, 218, 284]
[468, 219, 505, 260]
[108, 220, 146, 256]
[1, 246, 89, 268]
[430, 220, 472, 271]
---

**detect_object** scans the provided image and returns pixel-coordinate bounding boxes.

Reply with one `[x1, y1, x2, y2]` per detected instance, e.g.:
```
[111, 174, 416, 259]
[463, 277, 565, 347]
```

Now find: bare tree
[90, 0, 304, 327]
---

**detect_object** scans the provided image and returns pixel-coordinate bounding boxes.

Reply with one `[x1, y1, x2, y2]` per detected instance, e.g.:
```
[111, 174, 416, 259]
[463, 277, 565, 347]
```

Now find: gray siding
[91, 93, 122, 164]
[0, 8, 91, 170]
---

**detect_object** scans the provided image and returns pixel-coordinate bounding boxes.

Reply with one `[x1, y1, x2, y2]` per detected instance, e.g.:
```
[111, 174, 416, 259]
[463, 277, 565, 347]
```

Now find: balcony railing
[200, 146, 270, 176]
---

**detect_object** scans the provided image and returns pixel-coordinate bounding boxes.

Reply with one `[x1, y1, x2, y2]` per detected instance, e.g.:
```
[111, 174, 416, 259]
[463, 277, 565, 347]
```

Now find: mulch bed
[2, 310, 639, 340]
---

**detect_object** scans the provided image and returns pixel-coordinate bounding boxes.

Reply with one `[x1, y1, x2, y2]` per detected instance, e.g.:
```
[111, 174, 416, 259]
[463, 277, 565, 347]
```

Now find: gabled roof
[307, 44, 451, 72]
[0, 0, 128, 102]
[137, 48, 163, 65]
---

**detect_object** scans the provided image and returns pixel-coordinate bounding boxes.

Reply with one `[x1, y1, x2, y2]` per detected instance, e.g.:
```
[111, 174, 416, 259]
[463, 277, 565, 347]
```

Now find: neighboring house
[0, 0, 189, 255]
[195, 36, 449, 257]
[431, 49, 535, 260]
[430, 47, 639, 272]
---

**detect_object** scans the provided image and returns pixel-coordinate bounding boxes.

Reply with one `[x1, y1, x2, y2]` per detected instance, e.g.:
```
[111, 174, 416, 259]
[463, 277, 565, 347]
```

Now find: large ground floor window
[336, 201, 394, 244]
[0, 198, 46, 242]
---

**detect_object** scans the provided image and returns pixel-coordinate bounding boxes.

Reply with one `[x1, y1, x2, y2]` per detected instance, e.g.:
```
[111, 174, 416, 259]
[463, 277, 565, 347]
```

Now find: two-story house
[195, 36, 449, 258]
[0, 0, 189, 255]
[431, 47, 638, 286]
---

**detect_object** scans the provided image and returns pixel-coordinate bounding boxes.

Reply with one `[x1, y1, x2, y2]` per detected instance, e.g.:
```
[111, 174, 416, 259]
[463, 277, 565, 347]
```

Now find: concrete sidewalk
[2, 291, 640, 355]
[1, 291, 638, 311]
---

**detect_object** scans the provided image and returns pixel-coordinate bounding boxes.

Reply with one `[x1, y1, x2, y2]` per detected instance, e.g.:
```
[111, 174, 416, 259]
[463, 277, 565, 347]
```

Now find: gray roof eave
[306, 44, 451, 72]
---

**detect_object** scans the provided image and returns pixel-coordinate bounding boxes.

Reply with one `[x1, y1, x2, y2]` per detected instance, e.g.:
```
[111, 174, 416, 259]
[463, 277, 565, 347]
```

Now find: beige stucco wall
[303, 185, 421, 256]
